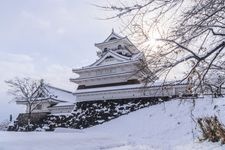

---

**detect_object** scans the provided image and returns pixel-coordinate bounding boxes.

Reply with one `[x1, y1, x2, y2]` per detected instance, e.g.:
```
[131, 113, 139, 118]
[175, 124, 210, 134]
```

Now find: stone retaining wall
[44, 97, 170, 129]
[13, 97, 171, 131]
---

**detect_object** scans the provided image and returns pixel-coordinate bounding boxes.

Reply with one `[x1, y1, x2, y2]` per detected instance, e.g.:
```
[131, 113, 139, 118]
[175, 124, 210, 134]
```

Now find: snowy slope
[86, 96, 225, 149]
[1, 96, 225, 150]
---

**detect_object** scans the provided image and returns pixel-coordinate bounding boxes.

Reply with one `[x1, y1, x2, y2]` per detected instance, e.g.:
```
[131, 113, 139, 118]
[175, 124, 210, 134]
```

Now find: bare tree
[99, 0, 225, 92]
[204, 69, 225, 97]
[5, 78, 46, 126]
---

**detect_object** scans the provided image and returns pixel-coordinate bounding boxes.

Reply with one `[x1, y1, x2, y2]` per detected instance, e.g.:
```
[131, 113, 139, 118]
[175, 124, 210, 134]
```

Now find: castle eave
[72, 60, 140, 73]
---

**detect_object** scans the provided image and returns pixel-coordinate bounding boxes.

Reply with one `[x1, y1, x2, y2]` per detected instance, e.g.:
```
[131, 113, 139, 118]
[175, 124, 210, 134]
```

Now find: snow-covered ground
[1, 96, 225, 150]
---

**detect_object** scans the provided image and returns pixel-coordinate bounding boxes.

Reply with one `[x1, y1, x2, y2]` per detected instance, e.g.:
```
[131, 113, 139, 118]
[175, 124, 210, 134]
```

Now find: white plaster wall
[49, 105, 74, 114]
[76, 63, 138, 79]
[25, 102, 51, 113]
[76, 85, 188, 102]
[76, 74, 137, 86]
[74, 64, 140, 86]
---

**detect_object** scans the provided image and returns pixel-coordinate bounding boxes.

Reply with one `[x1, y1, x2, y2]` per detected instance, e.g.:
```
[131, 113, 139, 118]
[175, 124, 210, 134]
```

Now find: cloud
[0, 52, 75, 90]
[20, 10, 51, 30]
[40, 64, 76, 91]
[0, 52, 33, 62]
[0, 52, 76, 121]
[0, 52, 35, 86]
[56, 28, 66, 35]
[0, 52, 36, 121]
[0, 0, 118, 121]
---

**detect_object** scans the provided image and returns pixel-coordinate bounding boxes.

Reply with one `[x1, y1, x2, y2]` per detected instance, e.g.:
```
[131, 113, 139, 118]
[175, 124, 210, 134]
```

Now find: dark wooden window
[118, 45, 122, 49]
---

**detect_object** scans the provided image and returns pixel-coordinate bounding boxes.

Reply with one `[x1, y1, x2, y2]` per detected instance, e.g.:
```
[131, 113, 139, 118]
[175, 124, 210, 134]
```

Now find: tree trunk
[27, 105, 32, 131]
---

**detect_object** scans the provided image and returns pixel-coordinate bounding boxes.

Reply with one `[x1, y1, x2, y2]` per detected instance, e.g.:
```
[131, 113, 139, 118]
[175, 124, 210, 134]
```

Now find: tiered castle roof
[70, 30, 151, 90]
[70, 30, 156, 102]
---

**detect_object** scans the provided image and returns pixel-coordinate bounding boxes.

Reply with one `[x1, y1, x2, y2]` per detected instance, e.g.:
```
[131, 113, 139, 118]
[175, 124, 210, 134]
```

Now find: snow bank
[86, 96, 225, 149]
[54, 127, 84, 133]
[1, 96, 225, 150]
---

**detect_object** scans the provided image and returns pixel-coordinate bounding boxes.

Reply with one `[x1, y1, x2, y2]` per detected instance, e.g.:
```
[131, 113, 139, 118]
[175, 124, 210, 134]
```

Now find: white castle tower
[70, 30, 159, 102]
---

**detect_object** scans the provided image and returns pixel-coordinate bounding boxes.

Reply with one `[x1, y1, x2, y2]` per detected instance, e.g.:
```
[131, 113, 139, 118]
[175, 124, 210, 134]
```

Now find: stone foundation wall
[13, 97, 171, 131]
[44, 97, 170, 129]
[17, 112, 49, 126]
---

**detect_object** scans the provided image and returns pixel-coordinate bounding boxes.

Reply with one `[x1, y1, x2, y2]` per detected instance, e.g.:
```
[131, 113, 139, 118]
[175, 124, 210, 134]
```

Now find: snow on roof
[87, 50, 132, 68]
[103, 29, 123, 42]
[73, 51, 143, 73]
[15, 85, 76, 106]
[45, 85, 76, 104]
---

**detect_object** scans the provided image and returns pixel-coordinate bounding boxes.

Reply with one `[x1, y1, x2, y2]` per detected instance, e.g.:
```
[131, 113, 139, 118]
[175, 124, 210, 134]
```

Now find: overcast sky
[0, 0, 119, 121]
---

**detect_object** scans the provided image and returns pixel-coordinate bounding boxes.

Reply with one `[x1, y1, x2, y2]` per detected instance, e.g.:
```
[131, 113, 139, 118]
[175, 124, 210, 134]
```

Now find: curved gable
[89, 50, 131, 67]
[104, 30, 123, 42]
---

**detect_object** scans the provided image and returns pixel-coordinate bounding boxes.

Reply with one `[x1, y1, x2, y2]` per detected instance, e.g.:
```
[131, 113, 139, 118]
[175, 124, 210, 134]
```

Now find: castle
[16, 30, 188, 115]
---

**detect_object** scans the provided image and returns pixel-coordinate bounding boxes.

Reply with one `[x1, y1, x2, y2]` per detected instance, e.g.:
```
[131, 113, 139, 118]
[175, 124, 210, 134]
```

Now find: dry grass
[198, 116, 225, 144]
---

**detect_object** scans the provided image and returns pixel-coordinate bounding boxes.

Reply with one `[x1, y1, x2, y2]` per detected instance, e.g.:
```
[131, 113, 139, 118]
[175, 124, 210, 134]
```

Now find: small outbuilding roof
[16, 84, 76, 105]
[45, 85, 76, 104]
